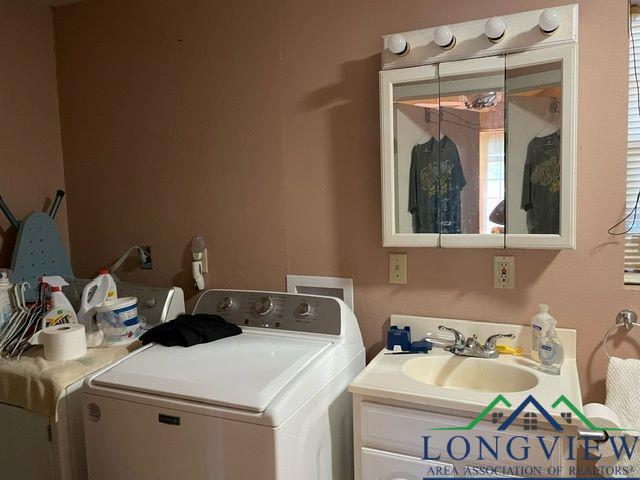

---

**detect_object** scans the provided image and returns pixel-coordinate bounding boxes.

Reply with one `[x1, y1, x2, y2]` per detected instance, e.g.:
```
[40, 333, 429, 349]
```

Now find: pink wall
[53, 0, 634, 403]
[0, 0, 68, 267]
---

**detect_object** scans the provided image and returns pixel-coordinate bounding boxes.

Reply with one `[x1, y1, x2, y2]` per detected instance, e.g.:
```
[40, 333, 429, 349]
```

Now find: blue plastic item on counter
[387, 326, 411, 351]
[409, 340, 433, 353]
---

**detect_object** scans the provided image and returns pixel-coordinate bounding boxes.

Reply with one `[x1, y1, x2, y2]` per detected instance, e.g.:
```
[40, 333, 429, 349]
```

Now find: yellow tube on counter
[496, 345, 523, 356]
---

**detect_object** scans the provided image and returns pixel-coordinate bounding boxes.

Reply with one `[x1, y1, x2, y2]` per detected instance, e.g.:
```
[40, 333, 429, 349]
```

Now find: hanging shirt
[408, 136, 467, 234]
[521, 131, 561, 234]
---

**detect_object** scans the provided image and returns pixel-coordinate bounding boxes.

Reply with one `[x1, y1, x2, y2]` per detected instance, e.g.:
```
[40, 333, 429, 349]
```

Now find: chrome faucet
[437, 326, 515, 359]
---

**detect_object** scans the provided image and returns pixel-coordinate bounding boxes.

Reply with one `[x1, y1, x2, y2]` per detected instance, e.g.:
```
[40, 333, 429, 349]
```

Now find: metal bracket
[616, 309, 638, 330]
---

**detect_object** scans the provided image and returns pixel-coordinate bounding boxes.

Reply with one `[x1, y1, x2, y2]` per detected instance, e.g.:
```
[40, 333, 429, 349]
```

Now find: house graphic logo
[421, 394, 637, 478]
[430, 393, 628, 433]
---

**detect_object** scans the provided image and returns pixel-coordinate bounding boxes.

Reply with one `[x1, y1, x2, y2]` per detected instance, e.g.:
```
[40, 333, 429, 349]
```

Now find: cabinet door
[361, 447, 453, 480]
[380, 65, 440, 247]
[504, 44, 577, 249]
[0, 402, 55, 480]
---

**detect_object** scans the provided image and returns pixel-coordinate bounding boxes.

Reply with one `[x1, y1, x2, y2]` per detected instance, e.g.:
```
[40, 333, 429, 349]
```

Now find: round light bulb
[388, 34, 409, 55]
[434, 26, 456, 50]
[539, 9, 560, 35]
[484, 17, 506, 43]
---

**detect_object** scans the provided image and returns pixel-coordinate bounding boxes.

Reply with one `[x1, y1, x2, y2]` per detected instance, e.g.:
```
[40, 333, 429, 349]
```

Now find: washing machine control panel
[193, 290, 341, 335]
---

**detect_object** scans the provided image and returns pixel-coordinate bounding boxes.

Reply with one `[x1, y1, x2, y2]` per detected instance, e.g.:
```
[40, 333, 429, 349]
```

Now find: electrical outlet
[494, 256, 515, 289]
[141, 245, 153, 270]
[389, 253, 407, 284]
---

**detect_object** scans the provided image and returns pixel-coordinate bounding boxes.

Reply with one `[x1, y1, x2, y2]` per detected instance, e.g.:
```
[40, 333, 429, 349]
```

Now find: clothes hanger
[534, 98, 561, 139]
[0, 283, 28, 357]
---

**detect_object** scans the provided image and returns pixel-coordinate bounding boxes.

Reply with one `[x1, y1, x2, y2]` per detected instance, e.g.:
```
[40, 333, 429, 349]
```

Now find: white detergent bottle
[77, 273, 110, 326]
[97, 269, 118, 301]
[531, 304, 552, 363]
[537, 315, 564, 375]
[0, 272, 13, 331]
[43, 286, 79, 327]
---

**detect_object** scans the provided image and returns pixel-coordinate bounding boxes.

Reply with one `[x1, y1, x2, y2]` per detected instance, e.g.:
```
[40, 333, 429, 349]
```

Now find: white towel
[598, 356, 640, 476]
[0, 342, 139, 419]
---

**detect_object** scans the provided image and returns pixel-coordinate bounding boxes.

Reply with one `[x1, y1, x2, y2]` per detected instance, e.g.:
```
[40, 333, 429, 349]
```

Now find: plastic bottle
[98, 269, 117, 301]
[531, 304, 552, 362]
[77, 273, 111, 326]
[537, 315, 564, 375]
[0, 272, 13, 331]
[43, 286, 79, 327]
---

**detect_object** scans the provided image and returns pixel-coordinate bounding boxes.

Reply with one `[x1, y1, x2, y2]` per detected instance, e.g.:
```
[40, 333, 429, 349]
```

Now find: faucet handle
[484, 333, 516, 351]
[438, 325, 465, 347]
[465, 334, 479, 349]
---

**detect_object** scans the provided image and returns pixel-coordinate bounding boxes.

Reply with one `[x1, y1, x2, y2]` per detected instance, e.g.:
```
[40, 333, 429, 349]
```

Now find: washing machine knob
[143, 297, 156, 308]
[255, 296, 274, 315]
[296, 302, 311, 317]
[218, 296, 234, 311]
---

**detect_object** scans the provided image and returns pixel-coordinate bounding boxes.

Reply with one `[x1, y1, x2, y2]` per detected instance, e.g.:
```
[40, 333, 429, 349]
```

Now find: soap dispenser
[531, 304, 552, 362]
[537, 314, 564, 375]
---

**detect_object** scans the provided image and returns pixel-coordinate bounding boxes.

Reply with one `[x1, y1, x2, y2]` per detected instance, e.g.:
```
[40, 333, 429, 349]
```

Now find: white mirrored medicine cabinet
[380, 4, 577, 249]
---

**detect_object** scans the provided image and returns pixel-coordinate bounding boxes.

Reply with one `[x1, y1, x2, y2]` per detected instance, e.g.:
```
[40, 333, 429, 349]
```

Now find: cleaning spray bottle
[41, 276, 78, 327]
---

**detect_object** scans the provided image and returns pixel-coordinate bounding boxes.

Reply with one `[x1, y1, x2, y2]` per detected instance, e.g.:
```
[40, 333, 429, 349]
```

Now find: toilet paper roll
[30, 323, 87, 361]
[583, 403, 624, 460]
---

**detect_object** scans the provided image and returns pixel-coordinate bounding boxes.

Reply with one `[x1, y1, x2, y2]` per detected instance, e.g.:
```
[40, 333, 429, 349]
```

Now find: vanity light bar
[381, 4, 577, 69]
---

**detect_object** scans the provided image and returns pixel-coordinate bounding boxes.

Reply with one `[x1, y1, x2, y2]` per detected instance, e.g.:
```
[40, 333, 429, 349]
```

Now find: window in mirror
[392, 74, 441, 235]
[479, 130, 505, 234]
[505, 60, 563, 236]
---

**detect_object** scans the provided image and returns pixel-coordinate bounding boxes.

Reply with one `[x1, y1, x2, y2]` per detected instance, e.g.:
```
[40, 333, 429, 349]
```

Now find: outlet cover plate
[494, 255, 514, 289]
[389, 253, 407, 284]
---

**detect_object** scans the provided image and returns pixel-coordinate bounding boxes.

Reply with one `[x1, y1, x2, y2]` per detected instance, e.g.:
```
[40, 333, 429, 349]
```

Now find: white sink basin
[402, 355, 539, 393]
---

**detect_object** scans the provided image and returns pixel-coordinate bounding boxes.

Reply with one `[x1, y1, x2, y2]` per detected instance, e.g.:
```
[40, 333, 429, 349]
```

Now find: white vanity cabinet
[350, 316, 581, 479]
[352, 398, 574, 479]
[380, 5, 578, 249]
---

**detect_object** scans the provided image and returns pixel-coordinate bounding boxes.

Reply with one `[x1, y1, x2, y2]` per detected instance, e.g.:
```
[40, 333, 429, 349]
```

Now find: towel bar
[603, 309, 639, 358]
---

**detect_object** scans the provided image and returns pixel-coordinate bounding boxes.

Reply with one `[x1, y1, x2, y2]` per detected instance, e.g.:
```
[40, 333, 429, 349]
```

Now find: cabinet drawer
[360, 402, 562, 467]
[361, 447, 453, 480]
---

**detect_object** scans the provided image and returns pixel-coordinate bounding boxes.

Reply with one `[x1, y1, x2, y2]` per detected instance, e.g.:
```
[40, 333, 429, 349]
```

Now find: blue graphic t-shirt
[521, 131, 561, 234]
[408, 136, 467, 234]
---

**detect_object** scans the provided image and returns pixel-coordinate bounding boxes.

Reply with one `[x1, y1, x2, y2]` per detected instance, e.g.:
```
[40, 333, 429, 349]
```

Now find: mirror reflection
[393, 76, 441, 234]
[392, 60, 507, 237]
[439, 62, 505, 235]
[391, 57, 562, 239]
[506, 60, 562, 235]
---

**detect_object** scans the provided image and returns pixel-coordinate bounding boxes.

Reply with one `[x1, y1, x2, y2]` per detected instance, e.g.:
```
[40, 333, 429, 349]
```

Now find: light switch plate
[494, 256, 515, 289]
[389, 253, 407, 284]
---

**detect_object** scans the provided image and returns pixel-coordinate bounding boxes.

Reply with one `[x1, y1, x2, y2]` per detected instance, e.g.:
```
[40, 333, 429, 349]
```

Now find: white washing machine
[82, 289, 365, 480]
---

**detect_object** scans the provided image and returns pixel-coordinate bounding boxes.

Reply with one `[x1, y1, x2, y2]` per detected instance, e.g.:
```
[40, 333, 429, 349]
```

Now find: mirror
[380, 44, 576, 248]
[506, 59, 563, 235]
[392, 69, 440, 235]
[438, 57, 505, 238]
